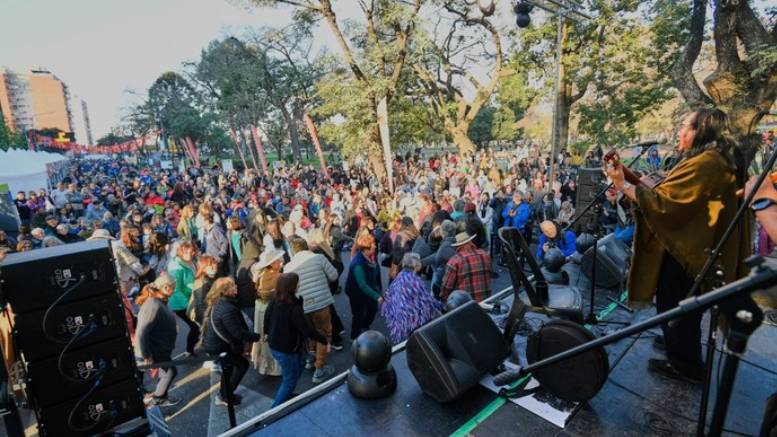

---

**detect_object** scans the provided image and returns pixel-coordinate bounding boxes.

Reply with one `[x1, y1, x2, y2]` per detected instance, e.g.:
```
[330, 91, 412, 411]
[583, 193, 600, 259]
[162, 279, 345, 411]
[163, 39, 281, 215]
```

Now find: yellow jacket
[628, 149, 752, 305]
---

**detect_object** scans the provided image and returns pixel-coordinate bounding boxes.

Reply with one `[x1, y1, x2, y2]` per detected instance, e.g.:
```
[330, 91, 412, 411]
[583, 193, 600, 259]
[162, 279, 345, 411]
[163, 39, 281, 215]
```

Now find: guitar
[603, 150, 665, 189]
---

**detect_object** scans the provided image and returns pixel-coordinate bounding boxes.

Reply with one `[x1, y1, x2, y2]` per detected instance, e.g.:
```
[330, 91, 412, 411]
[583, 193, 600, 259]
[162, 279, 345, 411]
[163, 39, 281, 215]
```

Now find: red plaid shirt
[440, 243, 492, 302]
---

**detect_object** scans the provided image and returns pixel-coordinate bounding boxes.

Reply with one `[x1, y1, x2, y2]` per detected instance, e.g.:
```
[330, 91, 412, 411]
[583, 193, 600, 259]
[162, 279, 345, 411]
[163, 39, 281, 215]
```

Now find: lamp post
[513, 0, 590, 189]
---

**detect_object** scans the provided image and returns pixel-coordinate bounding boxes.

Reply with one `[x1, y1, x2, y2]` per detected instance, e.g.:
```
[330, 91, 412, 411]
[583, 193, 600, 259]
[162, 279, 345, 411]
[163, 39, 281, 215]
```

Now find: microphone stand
[494, 255, 772, 437]
[564, 145, 651, 324]
[690, 140, 777, 437]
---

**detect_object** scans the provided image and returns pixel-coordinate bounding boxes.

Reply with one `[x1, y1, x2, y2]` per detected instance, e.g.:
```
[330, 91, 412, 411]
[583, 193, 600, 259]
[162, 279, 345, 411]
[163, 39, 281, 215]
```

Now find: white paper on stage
[479, 361, 581, 428]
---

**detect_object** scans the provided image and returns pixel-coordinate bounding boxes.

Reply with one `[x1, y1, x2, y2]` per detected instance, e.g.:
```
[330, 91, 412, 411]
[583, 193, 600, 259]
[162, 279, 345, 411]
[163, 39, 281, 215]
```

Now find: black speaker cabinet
[1, 241, 117, 313]
[35, 378, 145, 437]
[406, 301, 509, 403]
[26, 337, 137, 407]
[580, 234, 630, 289]
[13, 292, 128, 362]
[575, 168, 608, 233]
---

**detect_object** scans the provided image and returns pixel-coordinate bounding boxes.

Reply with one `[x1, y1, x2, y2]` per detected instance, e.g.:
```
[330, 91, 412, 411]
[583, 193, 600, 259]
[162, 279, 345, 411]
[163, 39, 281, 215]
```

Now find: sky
[0, 0, 323, 141]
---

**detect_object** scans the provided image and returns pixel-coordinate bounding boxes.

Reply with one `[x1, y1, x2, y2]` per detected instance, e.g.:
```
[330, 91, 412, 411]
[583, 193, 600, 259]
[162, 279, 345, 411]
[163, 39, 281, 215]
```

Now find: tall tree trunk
[240, 128, 259, 170]
[281, 104, 302, 162]
[450, 123, 477, 155]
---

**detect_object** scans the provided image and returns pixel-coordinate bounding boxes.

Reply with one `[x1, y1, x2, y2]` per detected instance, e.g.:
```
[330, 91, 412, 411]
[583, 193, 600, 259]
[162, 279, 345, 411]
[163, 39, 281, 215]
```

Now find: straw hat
[257, 248, 285, 269]
[451, 232, 476, 247]
[87, 229, 115, 240]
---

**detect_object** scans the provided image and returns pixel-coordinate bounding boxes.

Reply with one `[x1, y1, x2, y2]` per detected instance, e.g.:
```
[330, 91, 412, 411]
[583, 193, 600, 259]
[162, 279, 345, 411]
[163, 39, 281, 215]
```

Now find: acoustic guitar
[603, 149, 666, 189]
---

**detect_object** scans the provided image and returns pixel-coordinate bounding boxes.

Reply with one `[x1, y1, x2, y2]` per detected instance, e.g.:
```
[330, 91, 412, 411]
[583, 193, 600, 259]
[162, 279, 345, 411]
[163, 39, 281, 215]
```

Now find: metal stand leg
[219, 353, 237, 429]
[696, 307, 720, 437]
[585, 233, 599, 325]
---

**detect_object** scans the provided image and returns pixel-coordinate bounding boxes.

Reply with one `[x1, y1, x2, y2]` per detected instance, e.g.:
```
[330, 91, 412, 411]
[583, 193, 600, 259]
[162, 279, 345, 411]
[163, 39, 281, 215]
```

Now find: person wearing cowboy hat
[251, 248, 285, 376]
[536, 220, 577, 262]
[440, 231, 492, 303]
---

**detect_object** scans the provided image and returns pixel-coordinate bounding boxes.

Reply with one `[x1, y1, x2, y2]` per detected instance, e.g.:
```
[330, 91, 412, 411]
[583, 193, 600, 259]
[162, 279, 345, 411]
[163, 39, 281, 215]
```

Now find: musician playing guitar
[605, 108, 751, 384]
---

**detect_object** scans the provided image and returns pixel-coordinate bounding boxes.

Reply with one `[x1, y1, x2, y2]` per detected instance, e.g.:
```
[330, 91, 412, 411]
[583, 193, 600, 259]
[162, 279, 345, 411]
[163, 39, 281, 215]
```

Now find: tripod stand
[565, 145, 650, 324]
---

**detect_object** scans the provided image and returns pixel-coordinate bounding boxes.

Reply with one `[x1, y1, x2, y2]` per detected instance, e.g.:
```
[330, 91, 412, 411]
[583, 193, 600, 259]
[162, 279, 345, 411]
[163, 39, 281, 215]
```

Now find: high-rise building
[0, 67, 74, 135]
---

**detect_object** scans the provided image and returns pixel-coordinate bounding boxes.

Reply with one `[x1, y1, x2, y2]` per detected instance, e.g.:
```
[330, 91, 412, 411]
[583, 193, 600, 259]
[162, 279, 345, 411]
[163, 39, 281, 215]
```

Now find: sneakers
[216, 394, 243, 406]
[647, 359, 702, 384]
[146, 395, 181, 407]
[312, 365, 335, 384]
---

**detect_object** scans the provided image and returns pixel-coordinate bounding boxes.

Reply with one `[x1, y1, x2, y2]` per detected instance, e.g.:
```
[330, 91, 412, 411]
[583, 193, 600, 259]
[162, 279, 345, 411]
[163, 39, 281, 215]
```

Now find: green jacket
[168, 256, 196, 311]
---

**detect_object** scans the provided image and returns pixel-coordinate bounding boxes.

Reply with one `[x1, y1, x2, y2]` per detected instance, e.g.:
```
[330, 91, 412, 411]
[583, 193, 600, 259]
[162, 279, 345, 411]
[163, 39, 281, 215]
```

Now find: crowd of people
[1, 143, 641, 409]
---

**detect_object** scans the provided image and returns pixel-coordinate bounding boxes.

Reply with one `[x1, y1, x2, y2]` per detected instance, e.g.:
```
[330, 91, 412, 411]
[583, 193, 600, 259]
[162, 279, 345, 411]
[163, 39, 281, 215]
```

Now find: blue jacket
[501, 201, 531, 230]
[536, 231, 577, 261]
[614, 224, 634, 246]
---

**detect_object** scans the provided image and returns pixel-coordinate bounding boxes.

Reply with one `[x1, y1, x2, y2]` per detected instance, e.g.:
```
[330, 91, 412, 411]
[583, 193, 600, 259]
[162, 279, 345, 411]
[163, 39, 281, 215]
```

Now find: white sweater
[284, 250, 339, 314]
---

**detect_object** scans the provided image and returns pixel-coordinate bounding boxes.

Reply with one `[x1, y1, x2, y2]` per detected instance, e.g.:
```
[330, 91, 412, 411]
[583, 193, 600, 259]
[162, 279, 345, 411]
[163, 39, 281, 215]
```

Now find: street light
[512, 0, 590, 190]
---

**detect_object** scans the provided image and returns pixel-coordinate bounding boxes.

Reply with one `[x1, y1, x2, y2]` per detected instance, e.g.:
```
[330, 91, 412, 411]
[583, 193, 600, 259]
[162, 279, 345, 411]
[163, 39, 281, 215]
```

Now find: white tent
[0, 149, 67, 194]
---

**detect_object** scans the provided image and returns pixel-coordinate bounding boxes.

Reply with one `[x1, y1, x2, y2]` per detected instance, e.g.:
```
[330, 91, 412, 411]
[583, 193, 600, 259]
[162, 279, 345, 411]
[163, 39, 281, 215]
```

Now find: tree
[516, 0, 683, 150]
[95, 132, 134, 146]
[668, 0, 777, 137]
[247, 0, 424, 180]
[410, 0, 508, 154]
[0, 117, 24, 150]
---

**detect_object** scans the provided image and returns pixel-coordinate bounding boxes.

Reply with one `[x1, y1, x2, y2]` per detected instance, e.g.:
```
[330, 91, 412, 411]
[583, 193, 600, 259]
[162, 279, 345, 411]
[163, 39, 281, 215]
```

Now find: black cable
[41, 275, 87, 344]
[66, 369, 112, 433]
[57, 321, 98, 383]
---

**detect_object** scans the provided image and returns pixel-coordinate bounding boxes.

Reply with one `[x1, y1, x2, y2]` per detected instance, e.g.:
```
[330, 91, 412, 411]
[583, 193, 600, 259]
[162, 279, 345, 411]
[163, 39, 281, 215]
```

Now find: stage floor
[239, 274, 777, 437]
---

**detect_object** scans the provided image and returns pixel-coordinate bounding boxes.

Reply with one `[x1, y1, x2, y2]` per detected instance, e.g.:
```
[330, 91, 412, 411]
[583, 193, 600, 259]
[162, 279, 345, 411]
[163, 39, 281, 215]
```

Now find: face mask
[205, 268, 217, 277]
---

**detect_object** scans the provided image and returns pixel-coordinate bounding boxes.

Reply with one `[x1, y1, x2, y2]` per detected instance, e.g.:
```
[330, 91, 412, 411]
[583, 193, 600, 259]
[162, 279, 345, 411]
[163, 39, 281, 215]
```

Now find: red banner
[29, 132, 150, 155]
[250, 124, 270, 176]
[303, 113, 329, 178]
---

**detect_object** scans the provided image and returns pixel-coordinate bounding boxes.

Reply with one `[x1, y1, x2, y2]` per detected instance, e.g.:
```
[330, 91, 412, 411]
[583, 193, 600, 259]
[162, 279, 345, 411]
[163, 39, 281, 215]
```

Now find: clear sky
[0, 0, 307, 140]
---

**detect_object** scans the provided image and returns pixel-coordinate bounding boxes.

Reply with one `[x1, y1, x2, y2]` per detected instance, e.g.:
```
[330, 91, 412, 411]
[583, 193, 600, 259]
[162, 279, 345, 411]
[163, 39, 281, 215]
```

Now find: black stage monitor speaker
[406, 301, 509, 403]
[1, 241, 118, 313]
[35, 378, 145, 437]
[580, 234, 630, 289]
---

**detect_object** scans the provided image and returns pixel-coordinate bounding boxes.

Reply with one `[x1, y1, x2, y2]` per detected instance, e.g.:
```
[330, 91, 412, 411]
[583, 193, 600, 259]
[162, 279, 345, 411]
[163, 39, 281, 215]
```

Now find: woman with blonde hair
[176, 205, 197, 242]
[251, 248, 285, 375]
[202, 277, 261, 406]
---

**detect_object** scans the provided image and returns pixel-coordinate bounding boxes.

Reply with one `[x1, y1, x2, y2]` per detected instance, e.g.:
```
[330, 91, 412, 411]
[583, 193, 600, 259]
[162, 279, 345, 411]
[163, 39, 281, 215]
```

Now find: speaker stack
[1, 241, 144, 437]
[574, 167, 607, 234]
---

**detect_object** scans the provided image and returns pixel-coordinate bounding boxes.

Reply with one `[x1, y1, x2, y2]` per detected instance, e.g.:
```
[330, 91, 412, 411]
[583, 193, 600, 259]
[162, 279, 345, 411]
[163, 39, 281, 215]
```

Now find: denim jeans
[270, 349, 306, 407]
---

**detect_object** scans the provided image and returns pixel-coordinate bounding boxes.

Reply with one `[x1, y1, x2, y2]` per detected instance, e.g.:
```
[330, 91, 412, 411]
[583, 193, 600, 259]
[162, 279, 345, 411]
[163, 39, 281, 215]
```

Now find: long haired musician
[605, 108, 751, 383]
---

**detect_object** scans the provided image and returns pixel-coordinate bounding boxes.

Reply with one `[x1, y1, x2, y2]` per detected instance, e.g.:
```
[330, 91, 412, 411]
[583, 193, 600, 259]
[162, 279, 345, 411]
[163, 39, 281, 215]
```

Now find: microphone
[632, 138, 667, 148]
[492, 366, 525, 387]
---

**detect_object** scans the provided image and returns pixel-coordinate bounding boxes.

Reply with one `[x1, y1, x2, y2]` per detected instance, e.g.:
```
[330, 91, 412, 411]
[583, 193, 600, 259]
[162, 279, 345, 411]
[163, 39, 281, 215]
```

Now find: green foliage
[0, 117, 25, 150]
[95, 132, 134, 146]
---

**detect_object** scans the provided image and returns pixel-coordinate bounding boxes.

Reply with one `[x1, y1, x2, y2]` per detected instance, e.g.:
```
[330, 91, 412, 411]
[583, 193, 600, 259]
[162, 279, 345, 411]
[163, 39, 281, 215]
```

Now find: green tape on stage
[450, 291, 628, 437]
